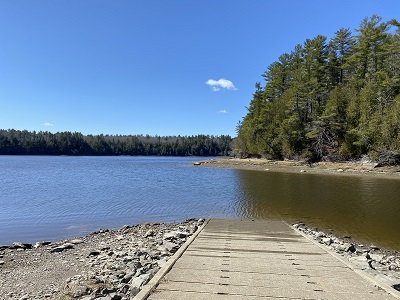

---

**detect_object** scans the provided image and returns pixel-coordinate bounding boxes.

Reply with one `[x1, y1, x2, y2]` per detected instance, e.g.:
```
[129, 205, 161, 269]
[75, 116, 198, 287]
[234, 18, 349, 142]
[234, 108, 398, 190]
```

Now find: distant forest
[0, 129, 232, 156]
[235, 16, 400, 165]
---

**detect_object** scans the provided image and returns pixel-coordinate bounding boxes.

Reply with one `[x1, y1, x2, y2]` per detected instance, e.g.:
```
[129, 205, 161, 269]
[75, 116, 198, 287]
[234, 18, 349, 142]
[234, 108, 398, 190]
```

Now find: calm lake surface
[1, 156, 399, 250]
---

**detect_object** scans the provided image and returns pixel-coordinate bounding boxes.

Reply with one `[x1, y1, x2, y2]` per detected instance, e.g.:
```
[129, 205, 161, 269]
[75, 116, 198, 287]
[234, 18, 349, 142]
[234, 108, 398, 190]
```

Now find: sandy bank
[194, 157, 400, 179]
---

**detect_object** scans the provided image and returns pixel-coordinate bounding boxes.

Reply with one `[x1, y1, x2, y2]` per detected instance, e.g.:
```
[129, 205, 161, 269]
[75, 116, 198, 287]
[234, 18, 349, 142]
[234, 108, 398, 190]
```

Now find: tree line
[0, 129, 232, 156]
[235, 15, 400, 165]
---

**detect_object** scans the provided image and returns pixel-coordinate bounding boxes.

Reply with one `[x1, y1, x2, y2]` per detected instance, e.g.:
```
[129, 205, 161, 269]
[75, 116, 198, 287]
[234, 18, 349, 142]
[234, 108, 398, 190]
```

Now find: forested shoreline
[0, 129, 232, 156]
[236, 16, 400, 166]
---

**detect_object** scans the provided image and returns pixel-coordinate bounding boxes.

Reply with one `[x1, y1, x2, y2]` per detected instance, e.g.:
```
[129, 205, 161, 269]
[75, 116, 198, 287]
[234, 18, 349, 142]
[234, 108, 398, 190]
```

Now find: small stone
[34, 241, 51, 248]
[164, 231, 189, 240]
[62, 243, 74, 249]
[363, 252, 371, 259]
[50, 246, 65, 253]
[163, 232, 176, 241]
[337, 169, 344, 172]
[121, 272, 135, 283]
[130, 274, 151, 296]
[163, 241, 179, 253]
[337, 243, 355, 252]
[110, 293, 122, 300]
[369, 254, 384, 262]
[0, 260, 5, 265]
[19, 295, 29, 300]
[175, 231, 190, 238]
[102, 287, 116, 294]
[292, 223, 304, 229]
[144, 229, 155, 237]
[88, 250, 101, 256]
[349, 256, 369, 263]
[70, 239, 84, 244]
[70, 285, 89, 298]
[119, 284, 130, 294]
[321, 237, 332, 245]
[13, 242, 32, 249]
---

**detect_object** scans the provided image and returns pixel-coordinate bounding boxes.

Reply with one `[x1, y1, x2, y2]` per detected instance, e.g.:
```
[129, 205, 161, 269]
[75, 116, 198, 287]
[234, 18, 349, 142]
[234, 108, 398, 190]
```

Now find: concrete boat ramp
[135, 219, 400, 300]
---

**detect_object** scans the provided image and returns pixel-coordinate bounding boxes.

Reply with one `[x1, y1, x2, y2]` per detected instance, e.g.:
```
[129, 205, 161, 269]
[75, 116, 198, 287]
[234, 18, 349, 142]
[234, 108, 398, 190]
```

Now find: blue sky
[0, 1, 398, 137]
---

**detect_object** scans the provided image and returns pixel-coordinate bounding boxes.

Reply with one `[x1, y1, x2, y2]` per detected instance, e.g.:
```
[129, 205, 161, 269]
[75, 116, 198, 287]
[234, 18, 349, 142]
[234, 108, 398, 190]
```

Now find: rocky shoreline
[194, 157, 400, 179]
[2, 217, 400, 299]
[0, 218, 204, 300]
[292, 223, 400, 291]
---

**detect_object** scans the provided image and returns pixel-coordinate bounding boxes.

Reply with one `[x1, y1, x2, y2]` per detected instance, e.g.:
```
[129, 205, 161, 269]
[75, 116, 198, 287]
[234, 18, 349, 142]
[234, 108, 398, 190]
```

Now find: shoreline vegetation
[235, 16, 400, 167]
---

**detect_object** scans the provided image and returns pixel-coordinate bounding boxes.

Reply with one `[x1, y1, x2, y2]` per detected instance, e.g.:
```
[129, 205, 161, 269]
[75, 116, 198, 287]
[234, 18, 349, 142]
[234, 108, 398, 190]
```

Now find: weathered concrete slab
[144, 219, 399, 299]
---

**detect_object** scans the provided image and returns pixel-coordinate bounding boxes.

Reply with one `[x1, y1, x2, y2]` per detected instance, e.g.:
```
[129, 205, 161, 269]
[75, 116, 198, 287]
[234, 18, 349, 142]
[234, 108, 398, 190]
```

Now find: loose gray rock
[0, 218, 202, 300]
[337, 243, 355, 252]
[13, 242, 32, 249]
[370, 253, 384, 263]
[70, 239, 84, 244]
[121, 272, 135, 283]
[130, 274, 151, 297]
[321, 237, 332, 245]
[144, 229, 155, 237]
[62, 243, 74, 249]
[50, 246, 66, 253]
[88, 250, 101, 256]
[34, 241, 51, 248]
[163, 241, 180, 253]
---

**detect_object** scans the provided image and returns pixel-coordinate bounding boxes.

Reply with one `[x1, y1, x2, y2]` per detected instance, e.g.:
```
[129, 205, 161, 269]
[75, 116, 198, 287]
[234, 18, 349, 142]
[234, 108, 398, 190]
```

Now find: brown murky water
[232, 169, 400, 251]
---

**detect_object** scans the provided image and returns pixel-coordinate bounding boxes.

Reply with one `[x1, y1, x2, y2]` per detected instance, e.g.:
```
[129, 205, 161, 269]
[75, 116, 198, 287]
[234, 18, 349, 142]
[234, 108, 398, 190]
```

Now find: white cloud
[206, 78, 237, 91]
[218, 109, 227, 113]
[43, 122, 54, 127]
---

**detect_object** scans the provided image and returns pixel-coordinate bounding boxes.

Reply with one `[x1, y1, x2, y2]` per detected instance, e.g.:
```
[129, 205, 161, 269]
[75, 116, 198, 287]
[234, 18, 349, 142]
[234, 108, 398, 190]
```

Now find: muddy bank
[194, 157, 400, 179]
[0, 219, 204, 300]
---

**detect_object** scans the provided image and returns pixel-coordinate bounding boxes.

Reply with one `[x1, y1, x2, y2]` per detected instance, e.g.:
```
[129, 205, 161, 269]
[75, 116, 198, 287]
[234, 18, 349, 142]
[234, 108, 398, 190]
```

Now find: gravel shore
[194, 157, 400, 179]
[0, 219, 204, 300]
[292, 223, 400, 292]
[2, 217, 399, 299]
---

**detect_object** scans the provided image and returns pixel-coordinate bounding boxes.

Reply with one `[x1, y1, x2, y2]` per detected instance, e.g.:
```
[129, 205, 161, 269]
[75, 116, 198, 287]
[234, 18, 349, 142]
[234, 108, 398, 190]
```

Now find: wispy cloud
[42, 122, 54, 127]
[218, 109, 227, 114]
[206, 78, 237, 91]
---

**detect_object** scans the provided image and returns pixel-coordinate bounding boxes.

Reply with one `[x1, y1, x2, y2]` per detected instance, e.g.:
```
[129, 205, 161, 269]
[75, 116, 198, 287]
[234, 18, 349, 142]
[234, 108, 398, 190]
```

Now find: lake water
[1, 156, 399, 250]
